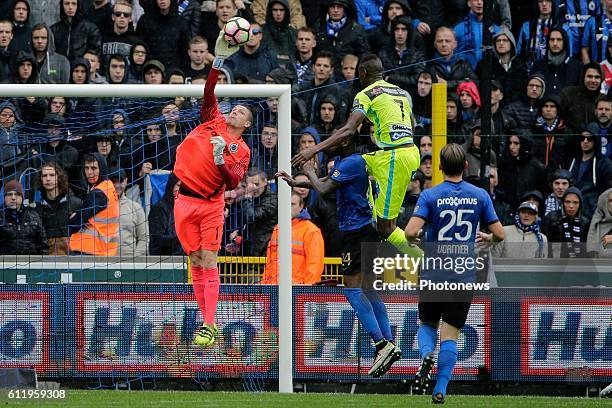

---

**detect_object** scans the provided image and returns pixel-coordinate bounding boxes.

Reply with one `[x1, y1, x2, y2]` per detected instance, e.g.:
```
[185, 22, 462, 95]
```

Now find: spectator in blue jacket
[454, 0, 500, 69]
[355, 0, 383, 31]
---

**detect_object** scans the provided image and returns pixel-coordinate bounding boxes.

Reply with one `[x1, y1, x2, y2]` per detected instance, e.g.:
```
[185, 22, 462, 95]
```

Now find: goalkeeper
[174, 33, 252, 348]
[292, 54, 421, 260]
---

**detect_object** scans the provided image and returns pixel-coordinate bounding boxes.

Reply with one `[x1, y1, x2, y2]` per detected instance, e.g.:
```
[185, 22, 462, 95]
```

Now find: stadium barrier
[0, 284, 610, 383]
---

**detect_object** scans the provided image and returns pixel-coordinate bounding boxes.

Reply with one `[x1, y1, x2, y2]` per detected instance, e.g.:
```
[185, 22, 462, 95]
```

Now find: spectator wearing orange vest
[262, 191, 324, 284]
[69, 152, 119, 256]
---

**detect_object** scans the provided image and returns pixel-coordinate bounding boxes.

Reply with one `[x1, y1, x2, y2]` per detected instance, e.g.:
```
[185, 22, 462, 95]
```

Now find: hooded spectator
[33, 113, 79, 176]
[544, 168, 573, 216]
[253, 0, 306, 29]
[529, 94, 572, 171]
[587, 188, 612, 257]
[498, 133, 547, 209]
[502, 72, 546, 130]
[516, 0, 568, 68]
[262, 0, 297, 65]
[313, 94, 341, 141]
[456, 81, 480, 124]
[127, 40, 148, 83]
[148, 172, 183, 255]
[136, 0, 189, 70]
[140, 0, 200, 37]
[541, 186, 591, 258]
[0, 100, 27, 180]
[0, 179, 48, 255]
[69, 57, 102, 125]
[367, 0, 423, 54]
[30, 23, 70, 84]
[446, 95, 465, 144]
[8, 0, 31, 52]
[377, 16, 426, 91]
[560, 62, 604, 131]
[567, 127, 612, 219]
[10, 50, 37, 84]
[68, 152, 120, 256]
[411, 69, 436, 135]
[477, 27, 527, 104]
[533, 27, 582, 96]
[313, 0, 370, 67]
[51, 0, 101, 60]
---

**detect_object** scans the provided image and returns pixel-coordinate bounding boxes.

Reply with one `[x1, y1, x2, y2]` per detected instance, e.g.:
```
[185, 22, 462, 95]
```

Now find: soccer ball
[223, 17, 251, 46]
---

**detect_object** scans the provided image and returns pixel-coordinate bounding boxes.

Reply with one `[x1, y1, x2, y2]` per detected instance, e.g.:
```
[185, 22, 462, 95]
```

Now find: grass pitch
[2, 391, 609, 407]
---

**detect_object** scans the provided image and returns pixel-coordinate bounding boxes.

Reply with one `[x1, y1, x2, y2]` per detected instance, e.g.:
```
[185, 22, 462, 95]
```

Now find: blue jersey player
[277, 138, 402, 378]
[404, 144, 505, 404]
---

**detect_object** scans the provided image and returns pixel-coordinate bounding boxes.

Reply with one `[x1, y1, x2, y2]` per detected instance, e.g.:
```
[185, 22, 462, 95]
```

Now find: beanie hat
[4, 179, 23, 196]
[527, 73, 546, 99]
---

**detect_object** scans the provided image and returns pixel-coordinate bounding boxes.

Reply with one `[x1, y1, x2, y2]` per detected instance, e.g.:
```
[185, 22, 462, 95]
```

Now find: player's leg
[190, 199, 225, 348]
[414, 301, 442, 394]
[174, 195, 212, 343]
[342, 229, 385, 346]
[192, 247, 220, 347]
[363, 148, 422, 258]
[363, 286, 401, 377]
[431, 301, 472, 404]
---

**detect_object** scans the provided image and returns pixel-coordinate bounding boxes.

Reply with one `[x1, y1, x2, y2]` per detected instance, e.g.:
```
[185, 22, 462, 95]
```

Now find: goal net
[0, 83, 293, 392]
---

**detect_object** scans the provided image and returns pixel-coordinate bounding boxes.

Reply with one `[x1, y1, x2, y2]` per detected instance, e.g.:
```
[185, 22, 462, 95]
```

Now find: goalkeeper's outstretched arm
[199, 33, 240, 123]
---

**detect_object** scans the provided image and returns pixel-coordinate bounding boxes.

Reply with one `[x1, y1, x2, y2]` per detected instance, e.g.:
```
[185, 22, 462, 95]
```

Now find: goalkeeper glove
[213, 32, 239, 69]
[211, 135, 227, 165]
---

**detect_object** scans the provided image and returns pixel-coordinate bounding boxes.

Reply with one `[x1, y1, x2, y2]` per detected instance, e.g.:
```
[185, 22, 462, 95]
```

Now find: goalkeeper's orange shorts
[174, 192, 225, 253]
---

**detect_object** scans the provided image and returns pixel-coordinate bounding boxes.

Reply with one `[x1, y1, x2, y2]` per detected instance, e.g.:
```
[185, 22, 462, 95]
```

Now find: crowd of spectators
[0, 0, 611, 269]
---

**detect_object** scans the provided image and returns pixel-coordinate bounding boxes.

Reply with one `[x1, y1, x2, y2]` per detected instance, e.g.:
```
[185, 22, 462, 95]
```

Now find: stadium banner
[293, 290, 490, 380]
[0, 288, 51, 372]
[69, 285, 277, 378]
[0, 285, 609, 382]
[520, 297, 612, 378]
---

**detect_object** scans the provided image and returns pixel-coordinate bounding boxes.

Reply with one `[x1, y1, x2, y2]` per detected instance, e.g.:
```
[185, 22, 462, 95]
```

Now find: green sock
[387, 227, 424, 259]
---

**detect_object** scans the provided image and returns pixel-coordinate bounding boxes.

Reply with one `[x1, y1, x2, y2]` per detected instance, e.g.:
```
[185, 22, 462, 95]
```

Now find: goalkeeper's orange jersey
[174, 69, 250, 200]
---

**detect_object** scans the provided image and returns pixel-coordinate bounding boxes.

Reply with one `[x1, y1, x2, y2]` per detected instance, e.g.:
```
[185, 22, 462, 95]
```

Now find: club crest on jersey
[229, 143, 238, 153]
[332, 170, 340, 178]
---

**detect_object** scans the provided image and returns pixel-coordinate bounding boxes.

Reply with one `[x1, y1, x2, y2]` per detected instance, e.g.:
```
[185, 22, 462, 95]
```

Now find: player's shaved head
[440, 143, 466, 177]
[358, 54, 384, 87]
[359, 54, 383, 75]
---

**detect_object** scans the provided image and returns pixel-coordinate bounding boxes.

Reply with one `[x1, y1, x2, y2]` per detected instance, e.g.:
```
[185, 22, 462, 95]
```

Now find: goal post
[0, 83, 294, 393]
